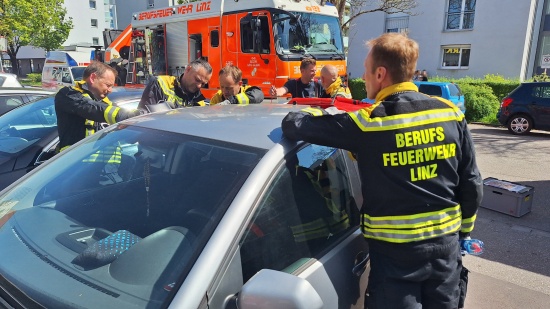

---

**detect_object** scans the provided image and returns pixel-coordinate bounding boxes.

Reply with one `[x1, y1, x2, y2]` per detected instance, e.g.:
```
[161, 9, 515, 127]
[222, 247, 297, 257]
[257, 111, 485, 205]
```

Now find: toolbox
[481, 177, 534, 217]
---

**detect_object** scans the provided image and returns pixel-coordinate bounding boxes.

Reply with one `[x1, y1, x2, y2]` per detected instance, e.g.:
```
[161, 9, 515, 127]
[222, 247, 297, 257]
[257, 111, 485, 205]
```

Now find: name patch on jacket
[381, 126, 457, 182]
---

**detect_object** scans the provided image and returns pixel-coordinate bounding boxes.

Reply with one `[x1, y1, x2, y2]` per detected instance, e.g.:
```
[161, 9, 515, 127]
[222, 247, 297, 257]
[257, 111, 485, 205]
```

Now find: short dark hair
[300, 57, 316, 70]
[83, 61, 117, 79]
[188, 58, 213, 74]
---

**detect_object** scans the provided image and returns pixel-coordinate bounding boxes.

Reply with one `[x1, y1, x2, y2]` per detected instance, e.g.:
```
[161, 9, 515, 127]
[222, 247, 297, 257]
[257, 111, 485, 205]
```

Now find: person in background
[269, 57, 323, 98]
[138, 58, 213, 110]
[420, 69, 429, 81]
[281, 33, 482, 309]
[413, 69, 421, 81]
[319, 64, 352, 99]
[55, 61, 142, 152]
[210, 65, 264, 105]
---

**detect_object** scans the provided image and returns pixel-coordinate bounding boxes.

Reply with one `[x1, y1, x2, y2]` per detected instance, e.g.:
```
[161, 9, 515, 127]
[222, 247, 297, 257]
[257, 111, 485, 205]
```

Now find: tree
[0, 0, 72, 76]
[328, 0, 418, 32]
[31, 0, 73, 53]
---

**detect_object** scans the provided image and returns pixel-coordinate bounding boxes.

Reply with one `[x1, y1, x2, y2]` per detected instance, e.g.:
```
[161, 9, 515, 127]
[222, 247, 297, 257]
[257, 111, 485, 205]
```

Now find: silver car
[0, 104, 369, 309]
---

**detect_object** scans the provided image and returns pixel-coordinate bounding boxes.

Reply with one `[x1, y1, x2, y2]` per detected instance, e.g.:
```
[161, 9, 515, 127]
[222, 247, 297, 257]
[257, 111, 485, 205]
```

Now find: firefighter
[210, 65, 264, 105]
[319, 64, 352, 99]
[55, 61, 142, 153]
[269, 57, 323, 98]
[281, 33, 483, 309]
[138, 58, 212, 110]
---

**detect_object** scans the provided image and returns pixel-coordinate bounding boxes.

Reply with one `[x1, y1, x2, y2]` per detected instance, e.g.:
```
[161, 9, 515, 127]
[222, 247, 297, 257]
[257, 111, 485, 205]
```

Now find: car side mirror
[237, 269, 324, 309]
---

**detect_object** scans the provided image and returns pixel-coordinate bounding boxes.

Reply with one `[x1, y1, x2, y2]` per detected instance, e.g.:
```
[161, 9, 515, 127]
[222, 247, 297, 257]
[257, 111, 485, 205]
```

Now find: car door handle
[352, 251, 369, 277]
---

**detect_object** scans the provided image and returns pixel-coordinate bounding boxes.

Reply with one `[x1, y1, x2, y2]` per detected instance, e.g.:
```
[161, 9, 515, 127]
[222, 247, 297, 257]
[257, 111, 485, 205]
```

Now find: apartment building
[347, 0, 549, 81]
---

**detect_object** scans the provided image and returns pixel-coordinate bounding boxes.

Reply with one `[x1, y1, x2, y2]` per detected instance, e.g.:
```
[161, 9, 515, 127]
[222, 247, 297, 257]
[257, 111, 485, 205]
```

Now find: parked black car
[0, 87, 54, 115]
[0, 88, 143, 191]
[497, 82, 550, 135]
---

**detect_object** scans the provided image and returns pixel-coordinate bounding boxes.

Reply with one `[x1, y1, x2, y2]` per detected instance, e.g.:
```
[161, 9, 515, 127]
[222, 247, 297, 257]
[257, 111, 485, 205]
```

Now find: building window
[92, 37, 99, 45]
[445, 0, 476, 30]
[385, 16, 409, 33]
[89, 0, 96, 9]
[91, 19, 98, 28]
[441, 45, 470, 68]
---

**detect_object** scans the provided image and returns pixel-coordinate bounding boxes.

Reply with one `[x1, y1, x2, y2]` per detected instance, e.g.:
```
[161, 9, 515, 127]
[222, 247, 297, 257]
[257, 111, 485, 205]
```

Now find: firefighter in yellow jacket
[210, 65, 264, 105]
[319, 64, 352, 99]
[138, 59, 213, 110]
[55, 61, 142, 152]
[282, 33, 483, 309]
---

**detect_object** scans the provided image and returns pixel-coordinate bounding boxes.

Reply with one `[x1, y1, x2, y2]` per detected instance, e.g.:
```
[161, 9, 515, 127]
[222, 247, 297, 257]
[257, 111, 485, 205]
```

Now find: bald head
[320, 65, 339, 89]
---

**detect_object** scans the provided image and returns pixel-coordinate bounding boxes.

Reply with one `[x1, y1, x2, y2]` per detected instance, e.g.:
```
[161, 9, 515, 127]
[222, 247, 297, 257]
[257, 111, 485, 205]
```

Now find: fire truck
[126, 0, 347, 98]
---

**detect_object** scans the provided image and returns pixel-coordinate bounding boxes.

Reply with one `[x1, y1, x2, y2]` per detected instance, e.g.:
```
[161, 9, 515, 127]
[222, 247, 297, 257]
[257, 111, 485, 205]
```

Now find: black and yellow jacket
[282, 82, 482, 244]
[210, 85, 264, 105]
[320, 77, 352, 99]
[55, 81, 140, 152]
[138, 75, 207, 110]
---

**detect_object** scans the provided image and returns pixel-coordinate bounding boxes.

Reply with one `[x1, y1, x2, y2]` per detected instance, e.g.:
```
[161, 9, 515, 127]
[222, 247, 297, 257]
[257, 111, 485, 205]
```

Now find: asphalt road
[464, 124, 550, 309]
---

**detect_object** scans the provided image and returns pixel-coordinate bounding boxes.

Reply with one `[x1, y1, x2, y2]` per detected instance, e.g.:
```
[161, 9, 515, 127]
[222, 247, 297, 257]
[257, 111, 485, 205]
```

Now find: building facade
[347, 0, 548, 81]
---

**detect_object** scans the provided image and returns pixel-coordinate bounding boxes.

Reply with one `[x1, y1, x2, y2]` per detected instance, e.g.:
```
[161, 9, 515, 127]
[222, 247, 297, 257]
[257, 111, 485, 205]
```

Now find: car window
[448, 83, 461, 97]
[418, 85, 443, 97]
[531, 86, 550, 98]
[0, 96, 57, 153]
[239, 144, 357, 282]
[0, 76, 5, 87]
[71, 67, 85, 82]
[0, 95, 25, 114]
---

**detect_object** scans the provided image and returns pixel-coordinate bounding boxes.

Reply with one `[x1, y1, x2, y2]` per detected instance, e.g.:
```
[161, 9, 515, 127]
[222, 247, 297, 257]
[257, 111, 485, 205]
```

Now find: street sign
[0, 36, 6, 53]
[541, 54, 550, 68]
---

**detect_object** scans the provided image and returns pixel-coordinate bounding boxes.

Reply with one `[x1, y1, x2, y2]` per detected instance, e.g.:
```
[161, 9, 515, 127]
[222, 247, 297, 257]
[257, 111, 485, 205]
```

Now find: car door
[206, 144, 368, 309]
[528, 85, 550, 129]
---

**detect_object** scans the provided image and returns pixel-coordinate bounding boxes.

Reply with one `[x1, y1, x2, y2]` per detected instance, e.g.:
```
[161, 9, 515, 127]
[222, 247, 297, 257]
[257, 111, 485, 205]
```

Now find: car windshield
[272, 11, 344, 58]
[71, 67, 86, 81]
[0, 95, 57, 154]
[0, 124, 264, 308]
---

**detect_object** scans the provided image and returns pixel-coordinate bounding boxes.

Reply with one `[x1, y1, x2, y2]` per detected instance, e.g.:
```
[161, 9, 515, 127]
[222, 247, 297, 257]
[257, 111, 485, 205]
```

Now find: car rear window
[418, 85, 443, 97]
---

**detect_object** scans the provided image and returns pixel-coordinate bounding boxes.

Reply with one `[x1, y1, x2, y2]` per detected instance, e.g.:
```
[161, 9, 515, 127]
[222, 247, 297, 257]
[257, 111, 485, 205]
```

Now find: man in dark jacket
[210, 65, 264, 105]
[55, 61, 142, 152]
[281, 33, 483, 309]
[138, 58, 212, 110]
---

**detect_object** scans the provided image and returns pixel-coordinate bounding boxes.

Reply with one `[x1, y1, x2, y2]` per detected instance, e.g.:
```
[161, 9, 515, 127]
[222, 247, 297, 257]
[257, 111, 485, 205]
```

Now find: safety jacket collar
[73, 80, 113, 105]
[374, 82, 418, 104]
[325, 77, 344, 96]
[217, 85, 251, 101]
[174, 75, 203, 104]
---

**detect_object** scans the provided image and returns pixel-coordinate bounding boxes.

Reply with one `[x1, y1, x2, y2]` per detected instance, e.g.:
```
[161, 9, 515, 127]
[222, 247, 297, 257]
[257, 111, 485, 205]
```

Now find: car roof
[0, 87, 55, 94]
[0, 73, 23, 87]
[413, 81, 450, 86]
[124, 104, 301, 150]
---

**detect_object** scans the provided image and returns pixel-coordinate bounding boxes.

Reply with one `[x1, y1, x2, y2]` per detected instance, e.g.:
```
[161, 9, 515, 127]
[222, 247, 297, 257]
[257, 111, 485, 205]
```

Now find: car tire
[507, 114, 533, 135]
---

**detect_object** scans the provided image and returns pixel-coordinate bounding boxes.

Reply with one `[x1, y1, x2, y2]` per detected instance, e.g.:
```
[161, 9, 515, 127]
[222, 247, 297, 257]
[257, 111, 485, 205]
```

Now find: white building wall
[63, 0, 108, 47]
[347, 0, 542, 81]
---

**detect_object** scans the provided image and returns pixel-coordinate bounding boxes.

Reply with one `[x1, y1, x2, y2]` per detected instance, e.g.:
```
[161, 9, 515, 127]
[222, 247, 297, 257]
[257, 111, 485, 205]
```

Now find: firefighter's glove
[218, 99, 231, 105]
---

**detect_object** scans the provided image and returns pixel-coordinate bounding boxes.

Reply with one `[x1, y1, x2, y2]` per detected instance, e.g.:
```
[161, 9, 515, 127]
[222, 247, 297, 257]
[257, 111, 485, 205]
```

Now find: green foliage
[348, 78, 367, 100]
[457, 83, 500, 123]
[30, 0, 73, 52]
[0, 0, 73, 75]
[25, 73, 42, 83]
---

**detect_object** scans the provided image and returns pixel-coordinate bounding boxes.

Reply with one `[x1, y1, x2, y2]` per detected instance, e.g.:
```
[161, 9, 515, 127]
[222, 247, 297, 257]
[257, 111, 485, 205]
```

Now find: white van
[42, 51, 90, 90]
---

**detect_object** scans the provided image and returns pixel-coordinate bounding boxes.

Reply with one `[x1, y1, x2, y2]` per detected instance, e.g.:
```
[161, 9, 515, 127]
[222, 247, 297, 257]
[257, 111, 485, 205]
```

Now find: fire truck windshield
[272, 12, 344, 59]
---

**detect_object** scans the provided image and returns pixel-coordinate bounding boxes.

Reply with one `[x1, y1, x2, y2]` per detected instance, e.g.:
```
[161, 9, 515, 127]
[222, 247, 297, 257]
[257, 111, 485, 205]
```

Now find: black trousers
[365, 234, 462, 309]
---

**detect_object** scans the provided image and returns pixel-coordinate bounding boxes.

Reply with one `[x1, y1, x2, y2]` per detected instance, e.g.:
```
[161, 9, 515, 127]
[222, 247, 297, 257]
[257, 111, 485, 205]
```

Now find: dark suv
[497, 82, 550, 135]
